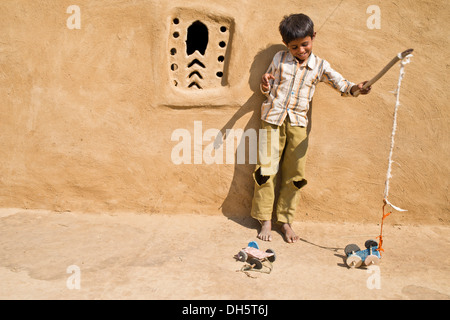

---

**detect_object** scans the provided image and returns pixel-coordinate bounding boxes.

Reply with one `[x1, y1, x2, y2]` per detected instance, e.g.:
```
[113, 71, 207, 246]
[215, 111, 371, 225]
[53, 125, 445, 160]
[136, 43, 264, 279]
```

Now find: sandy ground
[0, 208, 448, 300]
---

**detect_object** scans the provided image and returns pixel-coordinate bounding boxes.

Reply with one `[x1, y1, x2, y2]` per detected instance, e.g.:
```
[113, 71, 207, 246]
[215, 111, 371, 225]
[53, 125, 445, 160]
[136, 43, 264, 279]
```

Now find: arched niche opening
[186, 20, 209, 56]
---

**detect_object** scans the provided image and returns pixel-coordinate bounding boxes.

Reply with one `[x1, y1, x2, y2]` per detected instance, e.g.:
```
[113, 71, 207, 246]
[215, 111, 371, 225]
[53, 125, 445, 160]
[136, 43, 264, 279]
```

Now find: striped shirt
[260, 51, 355, 127]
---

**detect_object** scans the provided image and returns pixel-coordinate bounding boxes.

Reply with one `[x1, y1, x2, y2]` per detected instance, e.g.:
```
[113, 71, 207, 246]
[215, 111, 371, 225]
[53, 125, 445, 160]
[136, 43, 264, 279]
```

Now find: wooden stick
[353, 48, 414, 97]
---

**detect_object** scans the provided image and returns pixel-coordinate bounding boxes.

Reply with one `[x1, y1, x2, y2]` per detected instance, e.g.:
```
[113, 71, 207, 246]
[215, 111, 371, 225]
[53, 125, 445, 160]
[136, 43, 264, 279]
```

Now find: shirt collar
[286, 51, 316, 69]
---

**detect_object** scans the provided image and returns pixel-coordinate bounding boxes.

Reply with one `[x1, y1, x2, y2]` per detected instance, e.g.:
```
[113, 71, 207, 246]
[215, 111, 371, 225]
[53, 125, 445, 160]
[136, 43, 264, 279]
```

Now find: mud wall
[1, 0, 448, 225]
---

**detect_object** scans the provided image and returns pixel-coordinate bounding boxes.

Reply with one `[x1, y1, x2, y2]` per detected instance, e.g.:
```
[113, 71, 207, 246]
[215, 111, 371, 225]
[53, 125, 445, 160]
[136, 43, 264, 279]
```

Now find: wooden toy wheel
[364, 254, 380, 266]
[248, 258, 263, 270]
[237, 250, 248, 262]
[365, 239, 378, 249]
[266, 249, 276, 262]
[346, 255, 362, 268]
[344, 244, 361, 256]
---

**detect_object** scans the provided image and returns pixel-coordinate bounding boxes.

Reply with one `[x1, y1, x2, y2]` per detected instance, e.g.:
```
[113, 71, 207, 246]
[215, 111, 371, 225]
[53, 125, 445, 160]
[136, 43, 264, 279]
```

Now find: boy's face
[284, 33, 316, 63]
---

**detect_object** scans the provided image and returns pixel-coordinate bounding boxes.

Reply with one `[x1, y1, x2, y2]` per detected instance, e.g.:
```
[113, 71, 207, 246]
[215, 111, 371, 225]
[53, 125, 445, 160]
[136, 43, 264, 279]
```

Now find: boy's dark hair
[279, 14, 315, 44]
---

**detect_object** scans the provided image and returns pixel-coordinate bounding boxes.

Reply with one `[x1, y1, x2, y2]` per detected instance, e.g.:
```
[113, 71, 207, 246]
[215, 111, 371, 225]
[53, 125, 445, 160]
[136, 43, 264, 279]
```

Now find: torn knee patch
[254, 167, 270, 186]
[293, 179, 307, 190]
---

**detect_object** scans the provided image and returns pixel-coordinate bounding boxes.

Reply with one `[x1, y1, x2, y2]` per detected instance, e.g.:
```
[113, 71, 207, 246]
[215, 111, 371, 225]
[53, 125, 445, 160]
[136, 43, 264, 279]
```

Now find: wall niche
[168, 8, 234, 92]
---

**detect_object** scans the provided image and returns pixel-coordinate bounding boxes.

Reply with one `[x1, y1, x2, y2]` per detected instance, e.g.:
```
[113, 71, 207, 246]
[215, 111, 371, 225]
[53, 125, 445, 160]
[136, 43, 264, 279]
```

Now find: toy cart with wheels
[344, 239, 381, 268]
[235, 241, 276, 273]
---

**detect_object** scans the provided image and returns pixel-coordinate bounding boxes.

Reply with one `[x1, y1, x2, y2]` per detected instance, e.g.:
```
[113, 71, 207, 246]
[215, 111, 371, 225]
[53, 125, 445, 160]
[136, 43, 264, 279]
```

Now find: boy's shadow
[217, 44, 285, 229]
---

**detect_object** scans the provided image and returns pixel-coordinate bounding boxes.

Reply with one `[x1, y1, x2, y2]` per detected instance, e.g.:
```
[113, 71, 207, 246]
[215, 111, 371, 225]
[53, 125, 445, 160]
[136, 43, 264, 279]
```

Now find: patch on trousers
[293, 179, 308, 189]
[254, 167, 270, 186]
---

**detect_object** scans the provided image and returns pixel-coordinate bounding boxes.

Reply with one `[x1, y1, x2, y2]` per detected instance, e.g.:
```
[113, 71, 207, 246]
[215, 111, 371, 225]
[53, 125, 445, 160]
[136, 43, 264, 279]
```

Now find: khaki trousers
[251, 119, 308, 224]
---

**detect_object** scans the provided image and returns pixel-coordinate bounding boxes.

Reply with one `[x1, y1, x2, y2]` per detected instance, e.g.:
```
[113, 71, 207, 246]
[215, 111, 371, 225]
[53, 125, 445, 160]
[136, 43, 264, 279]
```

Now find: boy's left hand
[351, 81, 372, 95]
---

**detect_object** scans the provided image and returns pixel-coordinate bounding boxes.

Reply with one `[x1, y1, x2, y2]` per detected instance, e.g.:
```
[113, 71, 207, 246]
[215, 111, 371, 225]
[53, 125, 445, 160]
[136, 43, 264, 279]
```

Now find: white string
[383, 54, 413, 212]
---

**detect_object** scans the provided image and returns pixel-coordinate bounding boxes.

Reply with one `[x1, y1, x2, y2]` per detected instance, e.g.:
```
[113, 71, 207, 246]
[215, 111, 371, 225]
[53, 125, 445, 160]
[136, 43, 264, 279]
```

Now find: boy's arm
[260, 51, 282, 96]
[321, 60, 371, 97]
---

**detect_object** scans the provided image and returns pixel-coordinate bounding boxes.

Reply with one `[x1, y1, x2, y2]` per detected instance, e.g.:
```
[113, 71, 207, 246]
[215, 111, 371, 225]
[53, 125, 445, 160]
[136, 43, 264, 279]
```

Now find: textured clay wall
[0, 0, 448, 224]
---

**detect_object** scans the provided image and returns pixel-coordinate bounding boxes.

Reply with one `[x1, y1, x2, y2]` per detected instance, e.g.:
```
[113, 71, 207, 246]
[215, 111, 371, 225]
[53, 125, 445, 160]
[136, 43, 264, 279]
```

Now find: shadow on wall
[217, 44, 286, 227]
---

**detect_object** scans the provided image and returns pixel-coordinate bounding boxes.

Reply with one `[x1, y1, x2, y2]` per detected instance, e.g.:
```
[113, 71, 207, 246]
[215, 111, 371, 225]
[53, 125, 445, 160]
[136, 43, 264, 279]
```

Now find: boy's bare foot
[281, 223, 299, 243]
[257, 220, 272, 242]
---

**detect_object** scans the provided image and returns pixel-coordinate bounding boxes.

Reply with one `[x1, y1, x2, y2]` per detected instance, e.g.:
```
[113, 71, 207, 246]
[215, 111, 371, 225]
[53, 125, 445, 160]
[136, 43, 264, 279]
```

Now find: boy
[251, 13, 371, 243]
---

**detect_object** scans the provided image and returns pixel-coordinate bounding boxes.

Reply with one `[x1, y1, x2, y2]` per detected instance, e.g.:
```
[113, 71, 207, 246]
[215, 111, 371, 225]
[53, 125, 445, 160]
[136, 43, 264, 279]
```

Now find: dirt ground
[1, 0, 449, 226]
[0, 208, 448, 300]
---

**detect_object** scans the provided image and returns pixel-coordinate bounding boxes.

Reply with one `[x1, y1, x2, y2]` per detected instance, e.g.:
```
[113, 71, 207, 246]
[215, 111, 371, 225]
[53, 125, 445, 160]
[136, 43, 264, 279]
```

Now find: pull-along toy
[346, 49, 413, 264]
[235, 241, 276, 275]
[344, 240, 381, 268]
[376, 49, 413, 252]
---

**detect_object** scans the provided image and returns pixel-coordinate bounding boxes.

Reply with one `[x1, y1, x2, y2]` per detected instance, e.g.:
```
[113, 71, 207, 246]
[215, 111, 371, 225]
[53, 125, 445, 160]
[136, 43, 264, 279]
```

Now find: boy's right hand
[261, 73, 275, 92]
